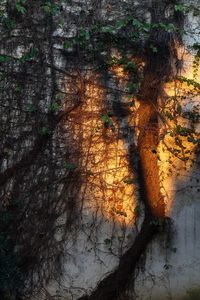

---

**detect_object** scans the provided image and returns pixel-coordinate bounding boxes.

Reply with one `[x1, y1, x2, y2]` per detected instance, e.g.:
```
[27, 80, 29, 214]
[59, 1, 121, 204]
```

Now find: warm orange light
[159, 50, 200, 215]
[64, 49, 199, 221]
[66, 72, 137, 225]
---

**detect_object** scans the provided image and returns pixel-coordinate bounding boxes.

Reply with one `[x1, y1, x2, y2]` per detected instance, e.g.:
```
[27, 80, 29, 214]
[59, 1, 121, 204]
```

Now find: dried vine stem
[0, 0, 190, 299]
[77, 1, 183, 299]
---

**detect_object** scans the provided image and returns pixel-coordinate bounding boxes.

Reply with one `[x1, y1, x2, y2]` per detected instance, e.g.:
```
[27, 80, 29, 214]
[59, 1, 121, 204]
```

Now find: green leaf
[15, 84, 23, 93]
[15, 3, 27, 14]
[0, 55, 10, 62]
[55, 93, 65, 101]
[116, 19, 127, 29]
[64, 162, 77, 171]
[101, 26, 115, 34]
[63, 41, 74, 49]
[48, 102, 60, 113]
[165, 23, 176, 32]
[123, 61, 137, 72]
[132, 19, 143, 28]
[130, 31, 140, 41]
[187, 137, 197, 144]
[100, 113, 113, 127]
[42, 3, 59, 15]
[127, 82, 138, 94]
[79, 29, 90, 40]
[178, 76, 200, 89]
[3, 18, 16, 30]
[165, 111, 174, 120]
[20, 47, 38, 62]
[58, 17, 65, 28]
[42, 4, 51, 14]
[174, 4, 185, 12]
[39, 127, 52, 136]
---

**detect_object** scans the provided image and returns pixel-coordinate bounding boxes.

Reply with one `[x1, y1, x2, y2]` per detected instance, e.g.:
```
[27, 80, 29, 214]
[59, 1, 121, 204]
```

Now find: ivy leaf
[20, 47, 38, 62]
[100, 113, 113, 127]
[42, 4, 51, 14]
[64, 162, 77, 171]
[55, 93, 64, 101]
[127, 82, 138, 94]
[15, 84, 23, 93]
[58, 17, 65, 29]
[157, 22, 176, 32]
[101, 26, 115, 34]
[165, 23, 176, 32]
[123, 61, 137, 72]
[116, 19, 127, 29]
[3, 18, 16, 30]
[63, 41, 74, 49]
[187, 137, 197, 144]
[42, 3, 59, 15]
[132, 19, 142, 28]
[15, 3, 27, 14]
[48, 102, 60, 113]
[174, 4, 186, 12]
[79, 29, 90, 40]
[0, 55, 10, 62]
[39, 127, 52, 136]
[165, 111, 174, 120]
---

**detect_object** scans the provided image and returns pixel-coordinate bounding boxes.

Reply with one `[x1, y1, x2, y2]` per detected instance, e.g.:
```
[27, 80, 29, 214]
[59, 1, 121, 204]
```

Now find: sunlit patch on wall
[158, 50, 200, 215]
[66, 71, 137, 225]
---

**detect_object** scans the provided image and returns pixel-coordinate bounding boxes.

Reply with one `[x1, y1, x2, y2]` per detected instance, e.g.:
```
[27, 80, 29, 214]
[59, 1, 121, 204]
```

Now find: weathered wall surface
[46, 1, 200, 299]
[0, 1, 199, 300]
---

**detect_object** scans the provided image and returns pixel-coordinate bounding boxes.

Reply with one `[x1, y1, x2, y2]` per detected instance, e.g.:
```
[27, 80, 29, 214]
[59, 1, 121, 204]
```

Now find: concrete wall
[0, 1, 199, 299]
[43, 1, 200, 300]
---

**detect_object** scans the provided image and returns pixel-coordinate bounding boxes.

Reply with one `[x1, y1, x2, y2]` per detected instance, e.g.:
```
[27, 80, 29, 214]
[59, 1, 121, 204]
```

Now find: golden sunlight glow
[159, 51, 200, 215]
[64, 49, 199, 222]
[66, 71, 137, 225]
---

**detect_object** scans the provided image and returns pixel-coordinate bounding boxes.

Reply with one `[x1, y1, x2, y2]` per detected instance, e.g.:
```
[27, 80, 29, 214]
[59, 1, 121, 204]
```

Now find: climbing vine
[0, 0, 199, 299]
